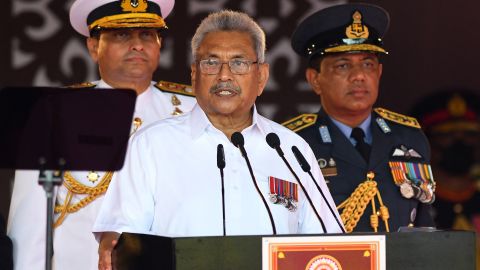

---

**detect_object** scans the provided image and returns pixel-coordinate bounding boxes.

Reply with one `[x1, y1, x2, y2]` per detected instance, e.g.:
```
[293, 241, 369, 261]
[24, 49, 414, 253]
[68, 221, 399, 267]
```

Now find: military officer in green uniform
[284, 3, 435, 232]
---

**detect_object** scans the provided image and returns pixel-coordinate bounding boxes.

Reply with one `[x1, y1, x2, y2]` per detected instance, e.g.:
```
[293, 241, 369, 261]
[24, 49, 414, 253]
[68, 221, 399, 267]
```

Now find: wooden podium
[113, 231, 476, 270]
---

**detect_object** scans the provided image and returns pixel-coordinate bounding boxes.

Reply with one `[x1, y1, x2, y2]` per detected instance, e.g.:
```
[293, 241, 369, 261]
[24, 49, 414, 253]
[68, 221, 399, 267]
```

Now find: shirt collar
[329, 114, 373, 144]
[96, 80, 154, 97]
[189, 104, 266, 139]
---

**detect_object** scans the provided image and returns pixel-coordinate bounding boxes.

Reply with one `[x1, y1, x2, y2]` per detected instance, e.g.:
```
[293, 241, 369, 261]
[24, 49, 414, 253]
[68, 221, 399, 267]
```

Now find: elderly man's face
[191, 31, 269, 119]
[307, 52, 382, 118]
[87, 28, 161, 83]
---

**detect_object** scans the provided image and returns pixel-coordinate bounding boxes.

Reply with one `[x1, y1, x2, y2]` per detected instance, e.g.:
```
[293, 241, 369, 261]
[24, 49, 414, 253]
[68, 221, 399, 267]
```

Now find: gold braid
[336, 172, 390, 232]
[53, 117, 143, 228]
[54, 171, 113, 228]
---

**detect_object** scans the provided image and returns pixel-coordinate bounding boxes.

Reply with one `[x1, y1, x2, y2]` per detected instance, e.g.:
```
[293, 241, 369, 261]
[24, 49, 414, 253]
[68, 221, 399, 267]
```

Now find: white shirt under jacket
[7, 80, 196, 270]
[93, 104, 343, 237]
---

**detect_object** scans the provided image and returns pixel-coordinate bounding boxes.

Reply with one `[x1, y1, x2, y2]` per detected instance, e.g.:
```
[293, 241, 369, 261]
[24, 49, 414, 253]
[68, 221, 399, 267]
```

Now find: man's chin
[122, 69, 153, 79]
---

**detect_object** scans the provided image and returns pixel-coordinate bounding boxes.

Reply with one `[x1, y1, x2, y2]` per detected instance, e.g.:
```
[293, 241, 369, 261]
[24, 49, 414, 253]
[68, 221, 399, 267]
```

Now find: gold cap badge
[447, 94, 467, 117]
[121, 0, 148, 13]
[346, 11, 369, 39]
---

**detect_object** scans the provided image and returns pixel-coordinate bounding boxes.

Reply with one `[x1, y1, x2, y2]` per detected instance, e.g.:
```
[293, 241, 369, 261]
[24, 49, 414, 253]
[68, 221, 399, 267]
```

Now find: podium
[114, 231, 476, 270]
[0, 86, 137, 270]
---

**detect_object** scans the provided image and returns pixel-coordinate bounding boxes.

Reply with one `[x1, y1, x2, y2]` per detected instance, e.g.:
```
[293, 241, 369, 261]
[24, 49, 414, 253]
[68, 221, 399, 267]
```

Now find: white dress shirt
[7, 80, 196, 270]
[93, 104, 343, 237]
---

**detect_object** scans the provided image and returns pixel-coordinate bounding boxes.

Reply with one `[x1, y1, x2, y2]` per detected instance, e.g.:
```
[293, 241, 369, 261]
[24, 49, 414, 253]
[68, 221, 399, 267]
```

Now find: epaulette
[281, 114, 317, 132]
[154, 80, 195, 97]
[374, 107, 421, 129]
[65, 82, 96, 88]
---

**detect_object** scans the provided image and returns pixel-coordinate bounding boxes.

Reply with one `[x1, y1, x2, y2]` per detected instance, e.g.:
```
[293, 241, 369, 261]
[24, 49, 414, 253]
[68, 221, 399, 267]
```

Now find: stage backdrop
[2, 0, 480, 218]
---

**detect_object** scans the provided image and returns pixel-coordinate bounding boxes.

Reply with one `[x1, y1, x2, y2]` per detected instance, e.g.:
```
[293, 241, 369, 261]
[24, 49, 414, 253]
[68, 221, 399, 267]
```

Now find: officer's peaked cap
[291, 3, 389, 58]
[70, 0, 175, 37]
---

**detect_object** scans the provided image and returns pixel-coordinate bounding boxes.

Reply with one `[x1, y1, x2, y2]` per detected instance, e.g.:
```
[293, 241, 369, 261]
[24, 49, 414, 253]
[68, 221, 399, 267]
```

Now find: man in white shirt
[7, 0, 196, 269]
[95, 10, 343, 270]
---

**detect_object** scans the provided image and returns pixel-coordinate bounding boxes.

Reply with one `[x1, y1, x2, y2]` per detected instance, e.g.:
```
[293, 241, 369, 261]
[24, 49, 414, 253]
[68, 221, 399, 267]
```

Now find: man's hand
[98, 232, 120, 270]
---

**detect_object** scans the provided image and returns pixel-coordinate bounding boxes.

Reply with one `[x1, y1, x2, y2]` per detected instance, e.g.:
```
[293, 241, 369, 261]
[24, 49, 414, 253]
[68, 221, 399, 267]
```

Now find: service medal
[399, 182, 414, 199]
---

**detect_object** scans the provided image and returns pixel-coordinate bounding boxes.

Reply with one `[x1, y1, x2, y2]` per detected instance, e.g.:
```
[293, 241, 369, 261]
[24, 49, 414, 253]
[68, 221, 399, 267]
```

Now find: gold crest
[121, 0, 148, 13]
[447, 94, 467, 117]
[346, 11, 369, 39]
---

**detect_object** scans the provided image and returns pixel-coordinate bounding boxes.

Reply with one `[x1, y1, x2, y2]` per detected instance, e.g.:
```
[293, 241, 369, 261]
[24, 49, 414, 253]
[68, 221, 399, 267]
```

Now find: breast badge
[318, 158, 337, 180]
[391, 145, 422, 159]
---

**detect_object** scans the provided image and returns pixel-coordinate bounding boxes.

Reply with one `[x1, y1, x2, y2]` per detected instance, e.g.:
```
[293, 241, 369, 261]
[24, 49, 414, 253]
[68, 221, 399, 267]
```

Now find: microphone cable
[292, 145, 346, 233]
[266, 133, 327, 233]
[231, 132, 277, 235]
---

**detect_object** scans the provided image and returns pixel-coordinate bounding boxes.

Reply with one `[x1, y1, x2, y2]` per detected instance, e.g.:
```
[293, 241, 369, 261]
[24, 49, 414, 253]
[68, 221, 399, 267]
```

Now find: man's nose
[349, 64, 366, 81]
[129, 33, 144, 51]
[217, 62, 233, 81]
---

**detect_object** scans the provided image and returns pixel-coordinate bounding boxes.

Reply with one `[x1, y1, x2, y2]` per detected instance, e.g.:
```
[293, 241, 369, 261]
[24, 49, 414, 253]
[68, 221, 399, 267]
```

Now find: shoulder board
[374, 107, 421, 129]
[65, 82, 96, 88]
[281, 114, 317, 132]
[154, 81, 195, 97]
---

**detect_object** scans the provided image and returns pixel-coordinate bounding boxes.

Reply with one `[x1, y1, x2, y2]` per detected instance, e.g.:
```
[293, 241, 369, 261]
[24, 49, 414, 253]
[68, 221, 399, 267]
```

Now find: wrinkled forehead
[197, 31, 256, 59]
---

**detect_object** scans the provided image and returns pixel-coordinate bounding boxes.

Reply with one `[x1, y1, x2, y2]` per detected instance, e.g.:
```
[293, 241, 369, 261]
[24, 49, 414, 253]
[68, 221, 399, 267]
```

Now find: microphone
[217, 144, 225, 170]
[231, 132, 277, 234]
[266, 132, 284, 156]
[266, 133, 327, 233]
[292, 146, 346, 233]
[216, 144, 226, 236]
[231, 132, 247, 157]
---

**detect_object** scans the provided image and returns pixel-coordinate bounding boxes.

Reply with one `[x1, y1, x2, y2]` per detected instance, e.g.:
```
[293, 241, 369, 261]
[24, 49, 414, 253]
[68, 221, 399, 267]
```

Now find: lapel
[369, 113, 396, 169]
[317, 109, 366, 169]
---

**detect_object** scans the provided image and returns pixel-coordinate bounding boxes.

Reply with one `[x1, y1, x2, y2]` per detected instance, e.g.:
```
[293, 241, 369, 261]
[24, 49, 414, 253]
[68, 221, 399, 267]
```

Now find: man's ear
[256, 63, 270, 96]
[86, 37, 99, 63]
[305, 68, 322, 95]
[190, 63, 197, 94]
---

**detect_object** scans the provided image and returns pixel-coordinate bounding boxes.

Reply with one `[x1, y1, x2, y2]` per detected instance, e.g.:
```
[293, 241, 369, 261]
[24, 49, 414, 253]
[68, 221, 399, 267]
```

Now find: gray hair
[191, 10, 266, 63]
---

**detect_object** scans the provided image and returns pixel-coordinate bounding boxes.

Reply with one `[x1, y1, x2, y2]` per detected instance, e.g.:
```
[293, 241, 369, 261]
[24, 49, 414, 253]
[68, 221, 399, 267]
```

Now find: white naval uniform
[93, 104, 343, 237]
[7, 80, 196, 270]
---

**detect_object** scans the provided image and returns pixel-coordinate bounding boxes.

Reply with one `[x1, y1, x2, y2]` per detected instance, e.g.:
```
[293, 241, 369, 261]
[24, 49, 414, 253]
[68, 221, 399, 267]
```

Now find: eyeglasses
[198, 58, 258, 75]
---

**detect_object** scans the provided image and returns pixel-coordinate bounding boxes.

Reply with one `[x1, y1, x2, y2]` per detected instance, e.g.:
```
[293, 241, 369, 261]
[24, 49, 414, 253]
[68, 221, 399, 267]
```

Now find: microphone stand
[217, 144, 226, 236]
[231, 132, 277, 235]
[38, 158, 65, 270]
[292, 146, 346, 233]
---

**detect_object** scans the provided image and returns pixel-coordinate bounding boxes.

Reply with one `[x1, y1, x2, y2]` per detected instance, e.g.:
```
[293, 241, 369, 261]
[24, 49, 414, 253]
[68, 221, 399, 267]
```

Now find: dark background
[1, 0, 480, 221]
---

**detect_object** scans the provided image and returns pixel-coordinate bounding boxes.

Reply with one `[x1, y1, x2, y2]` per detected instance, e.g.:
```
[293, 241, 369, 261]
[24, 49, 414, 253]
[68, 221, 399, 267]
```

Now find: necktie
[351, 127, 371, 161]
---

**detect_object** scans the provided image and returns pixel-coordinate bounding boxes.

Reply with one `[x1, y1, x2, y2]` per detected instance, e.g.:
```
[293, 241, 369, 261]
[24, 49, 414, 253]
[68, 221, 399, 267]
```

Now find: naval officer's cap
[291, 3, 390, 59]
[70, 0, 175, 37]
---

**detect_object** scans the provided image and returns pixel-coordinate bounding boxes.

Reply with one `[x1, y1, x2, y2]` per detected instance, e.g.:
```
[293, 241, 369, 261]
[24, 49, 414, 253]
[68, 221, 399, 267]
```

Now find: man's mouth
[215, 89, 237, 96]
[210, 82, 241, 96]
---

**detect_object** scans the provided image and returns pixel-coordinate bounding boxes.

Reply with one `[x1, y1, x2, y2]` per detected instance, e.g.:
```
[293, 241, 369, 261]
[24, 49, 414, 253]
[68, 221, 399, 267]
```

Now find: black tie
[351, 127, 371, 161]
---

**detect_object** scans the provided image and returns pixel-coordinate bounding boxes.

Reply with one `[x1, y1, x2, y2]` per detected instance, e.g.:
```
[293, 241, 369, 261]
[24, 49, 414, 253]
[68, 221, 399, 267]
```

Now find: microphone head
[292, 146, 311, 172]
[266, 133, 281, 149]
[231, 132, 244, 148]
[217, 144, 225, 169]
